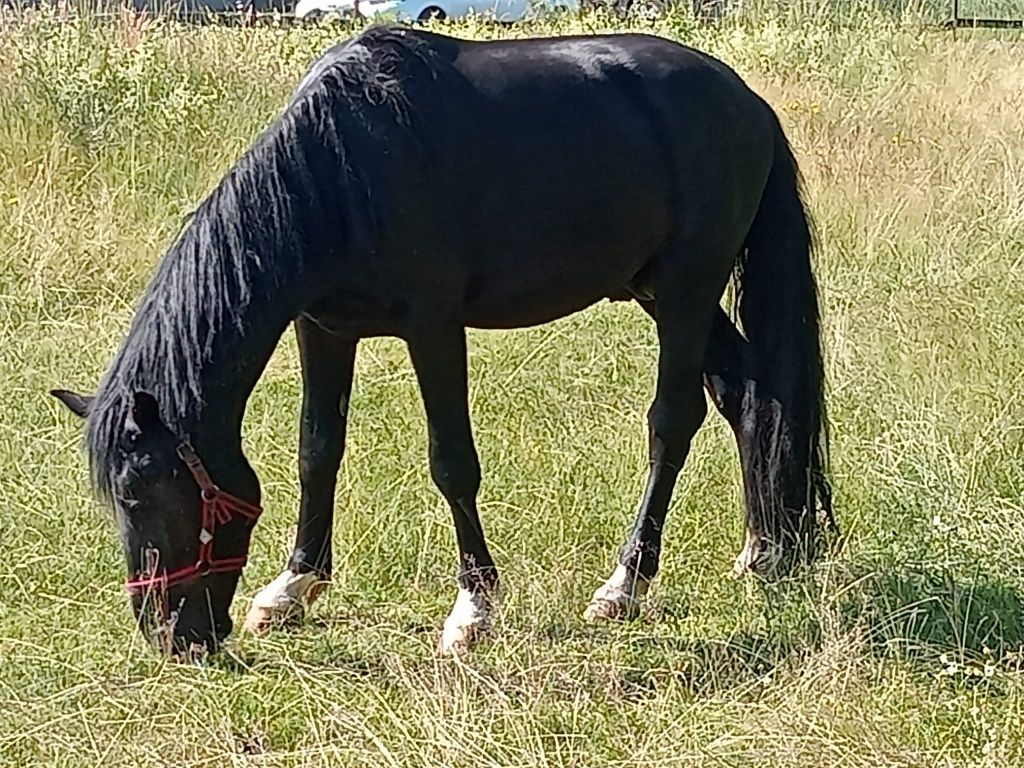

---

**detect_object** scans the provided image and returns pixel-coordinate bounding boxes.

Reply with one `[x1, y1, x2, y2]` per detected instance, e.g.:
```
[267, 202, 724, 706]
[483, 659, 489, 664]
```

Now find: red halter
[125, 443, 262, 595]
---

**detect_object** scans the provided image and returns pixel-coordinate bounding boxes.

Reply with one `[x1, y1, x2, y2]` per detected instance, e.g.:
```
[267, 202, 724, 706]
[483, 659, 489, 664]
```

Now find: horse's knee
[429, 438, 480, 502]
[648, 384, 707, 449]
[298, 433, 343, 488]
[299, 448, 334, 486]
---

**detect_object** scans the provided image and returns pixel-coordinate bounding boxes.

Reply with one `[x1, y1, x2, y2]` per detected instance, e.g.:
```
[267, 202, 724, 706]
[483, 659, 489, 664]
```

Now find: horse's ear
[126, 391, 162, 434]
[51, 389, 94, 420]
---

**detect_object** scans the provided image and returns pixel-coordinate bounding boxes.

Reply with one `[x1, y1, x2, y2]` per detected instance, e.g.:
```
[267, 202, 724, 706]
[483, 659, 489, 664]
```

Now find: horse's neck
[188, 302, 293, 455]
[148, 250, 300, 460]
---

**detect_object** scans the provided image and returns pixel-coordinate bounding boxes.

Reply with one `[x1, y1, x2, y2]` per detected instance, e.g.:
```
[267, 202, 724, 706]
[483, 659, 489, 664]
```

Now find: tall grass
[1, 2, 1023, 765]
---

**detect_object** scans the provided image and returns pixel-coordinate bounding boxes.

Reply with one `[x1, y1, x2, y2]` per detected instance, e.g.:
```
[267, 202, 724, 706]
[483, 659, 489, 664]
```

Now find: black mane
[84, 25, 439, 501]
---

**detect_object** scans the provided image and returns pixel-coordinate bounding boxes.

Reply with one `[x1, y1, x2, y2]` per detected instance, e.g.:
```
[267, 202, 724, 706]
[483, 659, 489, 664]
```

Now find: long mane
[84, 26, 439, 501]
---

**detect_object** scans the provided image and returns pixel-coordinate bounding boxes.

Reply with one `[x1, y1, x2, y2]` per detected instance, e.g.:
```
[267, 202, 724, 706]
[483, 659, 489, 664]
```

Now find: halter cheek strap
[125, 443, 262, 595]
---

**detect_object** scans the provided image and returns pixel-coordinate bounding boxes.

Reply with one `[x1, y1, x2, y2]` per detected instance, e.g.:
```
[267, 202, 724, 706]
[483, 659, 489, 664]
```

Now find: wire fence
[949, 0, 1024, 26]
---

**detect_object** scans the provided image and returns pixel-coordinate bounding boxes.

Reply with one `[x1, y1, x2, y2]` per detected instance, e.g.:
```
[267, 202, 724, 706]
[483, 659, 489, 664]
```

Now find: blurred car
[294, 0, 576, 23]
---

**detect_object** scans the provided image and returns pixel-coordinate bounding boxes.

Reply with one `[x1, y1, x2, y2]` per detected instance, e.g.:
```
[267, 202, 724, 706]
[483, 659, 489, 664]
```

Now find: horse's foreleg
[408, 320, 498, 656]
[244, 317, 356, 634]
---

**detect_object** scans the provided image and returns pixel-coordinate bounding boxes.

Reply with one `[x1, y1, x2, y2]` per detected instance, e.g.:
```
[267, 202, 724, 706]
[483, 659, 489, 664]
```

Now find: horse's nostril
[165, 635, 214, 663]
[137, 610, 178, 656]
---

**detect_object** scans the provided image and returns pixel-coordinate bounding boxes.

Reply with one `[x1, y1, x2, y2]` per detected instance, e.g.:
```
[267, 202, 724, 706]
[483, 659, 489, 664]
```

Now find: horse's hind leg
[244, 317, 356, 633]
[702, 307, 746, 437]
[585, 251, 730, 622]
[702, 309, 788, 575]
[647, 303, 788, 577]
[637, 301, 746, 432]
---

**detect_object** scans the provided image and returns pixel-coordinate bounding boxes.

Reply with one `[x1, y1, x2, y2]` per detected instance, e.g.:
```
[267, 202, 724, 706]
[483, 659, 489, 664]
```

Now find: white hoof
[438, 587, 494, 656]
[243, 570, 325, 635]
[584, 564, 649, 623]
[732, 531, 784, 578]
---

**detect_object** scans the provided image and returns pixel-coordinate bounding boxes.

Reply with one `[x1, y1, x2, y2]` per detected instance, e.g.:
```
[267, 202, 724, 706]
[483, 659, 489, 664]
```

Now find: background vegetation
[1, 1, 1023, 765]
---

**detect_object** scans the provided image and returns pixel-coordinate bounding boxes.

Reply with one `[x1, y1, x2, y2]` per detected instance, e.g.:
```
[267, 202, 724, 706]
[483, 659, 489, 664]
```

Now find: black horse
[52, 25, 832, 656]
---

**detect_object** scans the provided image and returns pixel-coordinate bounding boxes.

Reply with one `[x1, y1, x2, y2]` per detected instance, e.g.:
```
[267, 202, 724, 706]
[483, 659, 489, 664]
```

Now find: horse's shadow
[850, 565, 1024, 659]
[214, 564, 1023, 692]
[552, 563, 1024, 697]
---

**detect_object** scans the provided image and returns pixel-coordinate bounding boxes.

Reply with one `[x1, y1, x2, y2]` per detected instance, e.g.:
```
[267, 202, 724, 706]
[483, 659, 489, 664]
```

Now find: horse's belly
[463, 289, 607, 329]
[458, 193, 667, 327]
[461, 248, 648, 329]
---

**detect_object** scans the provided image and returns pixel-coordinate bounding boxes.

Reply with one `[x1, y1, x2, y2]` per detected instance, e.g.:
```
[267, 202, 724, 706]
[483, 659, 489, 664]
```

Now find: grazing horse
[52, 25, 832, 656]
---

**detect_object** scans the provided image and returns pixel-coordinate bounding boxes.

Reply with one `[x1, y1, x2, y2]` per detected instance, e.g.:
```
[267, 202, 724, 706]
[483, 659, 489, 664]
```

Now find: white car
[294, 0, 576, 23]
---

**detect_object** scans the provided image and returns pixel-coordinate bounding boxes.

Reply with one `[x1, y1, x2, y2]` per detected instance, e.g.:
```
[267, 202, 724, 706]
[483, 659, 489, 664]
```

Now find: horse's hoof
[584, 564, 648, 623]
[437, 587, 494, 657]
[242, 570, 323, 635]
[732, 532, 784, 579]
[242, 603, 303, 635]
[583, 596, 641, 623]
[438, 619, 491, 657]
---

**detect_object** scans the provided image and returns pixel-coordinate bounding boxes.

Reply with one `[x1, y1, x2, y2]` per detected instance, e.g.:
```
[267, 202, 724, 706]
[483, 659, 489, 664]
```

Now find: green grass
[2, 2, 1024, 765]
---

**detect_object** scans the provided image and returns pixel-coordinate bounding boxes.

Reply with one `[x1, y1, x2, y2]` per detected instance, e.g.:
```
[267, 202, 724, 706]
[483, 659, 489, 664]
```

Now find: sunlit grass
[1, 1, 1023, 765]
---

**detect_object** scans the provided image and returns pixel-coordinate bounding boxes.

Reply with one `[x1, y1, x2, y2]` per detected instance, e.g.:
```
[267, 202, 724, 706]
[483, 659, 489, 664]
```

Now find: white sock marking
[733, 530, 783, 577]
[243, 569, 321, 633]
[439, 586, 493, 655]
[585, 564, 649, 621]
[595, 564, 649, 602]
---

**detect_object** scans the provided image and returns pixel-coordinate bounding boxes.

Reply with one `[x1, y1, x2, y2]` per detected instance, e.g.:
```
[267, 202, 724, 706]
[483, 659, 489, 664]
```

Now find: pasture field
[1, 1, 1023, 765]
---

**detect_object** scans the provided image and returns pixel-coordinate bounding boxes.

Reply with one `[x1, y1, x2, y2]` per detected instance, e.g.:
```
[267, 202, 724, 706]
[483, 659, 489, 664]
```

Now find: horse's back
[292, 26, 777, 329]
[299, 25, 765, 133]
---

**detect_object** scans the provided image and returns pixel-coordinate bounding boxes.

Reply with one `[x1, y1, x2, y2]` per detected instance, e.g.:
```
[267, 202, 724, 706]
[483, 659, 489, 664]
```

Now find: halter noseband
[124, 443, 263, 595]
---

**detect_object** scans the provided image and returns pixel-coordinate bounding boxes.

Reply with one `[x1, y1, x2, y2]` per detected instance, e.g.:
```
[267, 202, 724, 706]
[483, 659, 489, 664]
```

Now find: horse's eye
[119, 429, 140, 454]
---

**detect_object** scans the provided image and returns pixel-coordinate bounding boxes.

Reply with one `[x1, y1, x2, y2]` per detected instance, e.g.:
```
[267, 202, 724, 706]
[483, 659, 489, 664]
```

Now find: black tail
[733, 110, 833, 571]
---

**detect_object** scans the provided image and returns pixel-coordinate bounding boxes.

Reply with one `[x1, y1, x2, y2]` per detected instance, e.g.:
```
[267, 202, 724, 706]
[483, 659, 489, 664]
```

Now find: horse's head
[51, 388, 261, 657]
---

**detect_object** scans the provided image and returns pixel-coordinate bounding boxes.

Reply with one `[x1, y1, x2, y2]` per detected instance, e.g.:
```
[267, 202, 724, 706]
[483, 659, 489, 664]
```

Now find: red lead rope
[125, 443, 262, 595]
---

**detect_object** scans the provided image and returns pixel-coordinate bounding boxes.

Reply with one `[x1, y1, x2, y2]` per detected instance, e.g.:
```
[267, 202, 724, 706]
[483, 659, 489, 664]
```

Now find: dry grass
[2, 2, 1024, 765]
